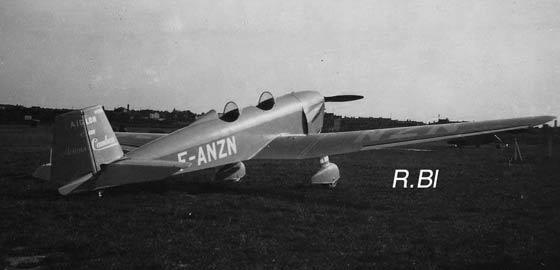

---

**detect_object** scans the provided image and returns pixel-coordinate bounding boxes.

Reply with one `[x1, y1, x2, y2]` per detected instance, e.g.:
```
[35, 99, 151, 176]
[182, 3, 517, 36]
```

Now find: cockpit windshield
[220, 101, 240, 122]
[256, 91, 275, 110]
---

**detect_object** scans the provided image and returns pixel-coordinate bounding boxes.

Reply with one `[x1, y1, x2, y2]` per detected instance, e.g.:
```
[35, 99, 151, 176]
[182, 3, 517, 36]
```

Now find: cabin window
[256, 91, 275, 110]
[220, 101, 240, 122]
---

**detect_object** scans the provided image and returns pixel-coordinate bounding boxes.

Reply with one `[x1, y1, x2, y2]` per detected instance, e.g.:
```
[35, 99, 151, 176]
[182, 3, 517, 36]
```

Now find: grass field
[1, 126, 559, 269]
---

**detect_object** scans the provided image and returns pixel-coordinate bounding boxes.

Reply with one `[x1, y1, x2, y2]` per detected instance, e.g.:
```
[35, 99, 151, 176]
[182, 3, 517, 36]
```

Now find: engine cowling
[214, 162, 246, 182]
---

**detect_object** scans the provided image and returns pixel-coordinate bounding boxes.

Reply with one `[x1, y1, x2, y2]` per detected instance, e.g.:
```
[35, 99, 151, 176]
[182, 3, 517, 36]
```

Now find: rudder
[51, 105, 123, 194]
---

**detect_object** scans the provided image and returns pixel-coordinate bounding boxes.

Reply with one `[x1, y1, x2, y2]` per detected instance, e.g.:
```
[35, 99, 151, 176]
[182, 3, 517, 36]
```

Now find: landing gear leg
[311, 156, 340, 188]
[214, 162, 246, 182]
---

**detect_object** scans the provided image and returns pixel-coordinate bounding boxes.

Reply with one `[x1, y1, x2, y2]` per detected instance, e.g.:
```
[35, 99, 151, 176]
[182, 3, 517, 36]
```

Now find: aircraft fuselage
[126, 91, 325, 172]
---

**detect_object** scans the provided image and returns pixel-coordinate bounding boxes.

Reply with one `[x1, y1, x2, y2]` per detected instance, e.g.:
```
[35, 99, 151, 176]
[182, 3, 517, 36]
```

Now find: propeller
[324, 95, 364, 102]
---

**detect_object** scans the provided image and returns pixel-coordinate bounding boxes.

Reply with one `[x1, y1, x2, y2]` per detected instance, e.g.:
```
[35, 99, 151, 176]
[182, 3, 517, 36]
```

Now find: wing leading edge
[253, 116, 555, 160]
[115, 132, 166, 151]
[114, 110, 219, 150]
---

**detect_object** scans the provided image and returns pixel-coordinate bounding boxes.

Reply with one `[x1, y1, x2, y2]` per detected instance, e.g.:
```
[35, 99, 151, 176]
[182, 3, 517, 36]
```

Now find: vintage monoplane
[33, 91, 555, 195]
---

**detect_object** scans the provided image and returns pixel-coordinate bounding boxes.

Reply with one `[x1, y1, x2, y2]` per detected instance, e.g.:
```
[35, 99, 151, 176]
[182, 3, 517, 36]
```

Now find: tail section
[51, 105, 123, 194]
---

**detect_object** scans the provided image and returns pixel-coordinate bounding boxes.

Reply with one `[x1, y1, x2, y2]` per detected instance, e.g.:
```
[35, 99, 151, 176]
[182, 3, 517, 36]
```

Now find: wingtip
[533, 115, 557, 126]
[542, 115, 557, 122]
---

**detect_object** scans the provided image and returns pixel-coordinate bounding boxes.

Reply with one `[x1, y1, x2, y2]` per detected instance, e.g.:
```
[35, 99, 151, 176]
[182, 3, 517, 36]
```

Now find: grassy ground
[1, 126, 559, 269]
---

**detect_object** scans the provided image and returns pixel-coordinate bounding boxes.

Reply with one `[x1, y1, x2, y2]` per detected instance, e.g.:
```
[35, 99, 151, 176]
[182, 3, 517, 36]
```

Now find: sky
[1, 0, 559, 122]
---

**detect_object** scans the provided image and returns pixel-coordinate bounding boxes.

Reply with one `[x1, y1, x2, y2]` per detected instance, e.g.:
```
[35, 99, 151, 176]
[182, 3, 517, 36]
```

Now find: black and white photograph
[1, 1, 559, 269]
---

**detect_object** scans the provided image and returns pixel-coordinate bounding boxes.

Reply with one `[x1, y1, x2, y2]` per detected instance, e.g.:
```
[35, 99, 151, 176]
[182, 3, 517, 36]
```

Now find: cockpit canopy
[256, 91, 275, 110]
[220, 101, 240, 122]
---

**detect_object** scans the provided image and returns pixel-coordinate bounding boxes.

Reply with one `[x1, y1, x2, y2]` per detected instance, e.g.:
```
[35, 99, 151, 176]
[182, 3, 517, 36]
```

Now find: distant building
[0, 104, 15, 110]
[322, 112, 424, 132]
[149, 112, 160, 120]
[24, 115, 33, 121]
[113, 107, 127, 113]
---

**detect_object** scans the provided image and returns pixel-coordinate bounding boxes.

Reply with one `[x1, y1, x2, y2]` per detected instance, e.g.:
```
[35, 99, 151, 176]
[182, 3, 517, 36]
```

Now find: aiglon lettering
[70, 116, 97, 128]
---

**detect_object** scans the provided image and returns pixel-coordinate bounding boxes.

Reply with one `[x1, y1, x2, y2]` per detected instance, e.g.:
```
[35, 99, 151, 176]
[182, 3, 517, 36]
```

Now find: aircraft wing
[253, 116, 555, 159]
[114, 110, 218, 150]
[115, 132, 166, 151]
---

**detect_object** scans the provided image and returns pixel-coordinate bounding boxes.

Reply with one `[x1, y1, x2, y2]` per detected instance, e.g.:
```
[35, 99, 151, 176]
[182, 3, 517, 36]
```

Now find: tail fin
[51, 105, 123, 194]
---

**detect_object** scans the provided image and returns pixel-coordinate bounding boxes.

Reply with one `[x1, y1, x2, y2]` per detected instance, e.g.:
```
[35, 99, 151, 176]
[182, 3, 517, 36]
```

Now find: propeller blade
[324, 95, 364, 102]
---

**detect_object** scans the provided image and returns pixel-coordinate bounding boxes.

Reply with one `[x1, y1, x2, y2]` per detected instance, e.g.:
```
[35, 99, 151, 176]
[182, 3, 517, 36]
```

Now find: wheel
[328, 179, 338, 189]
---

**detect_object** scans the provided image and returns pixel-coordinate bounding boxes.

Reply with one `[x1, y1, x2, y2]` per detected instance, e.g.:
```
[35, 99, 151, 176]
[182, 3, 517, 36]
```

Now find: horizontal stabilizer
[58, 173, 94, 195]
[93, 159, 190, 190]
[57, 158, 190, 195]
